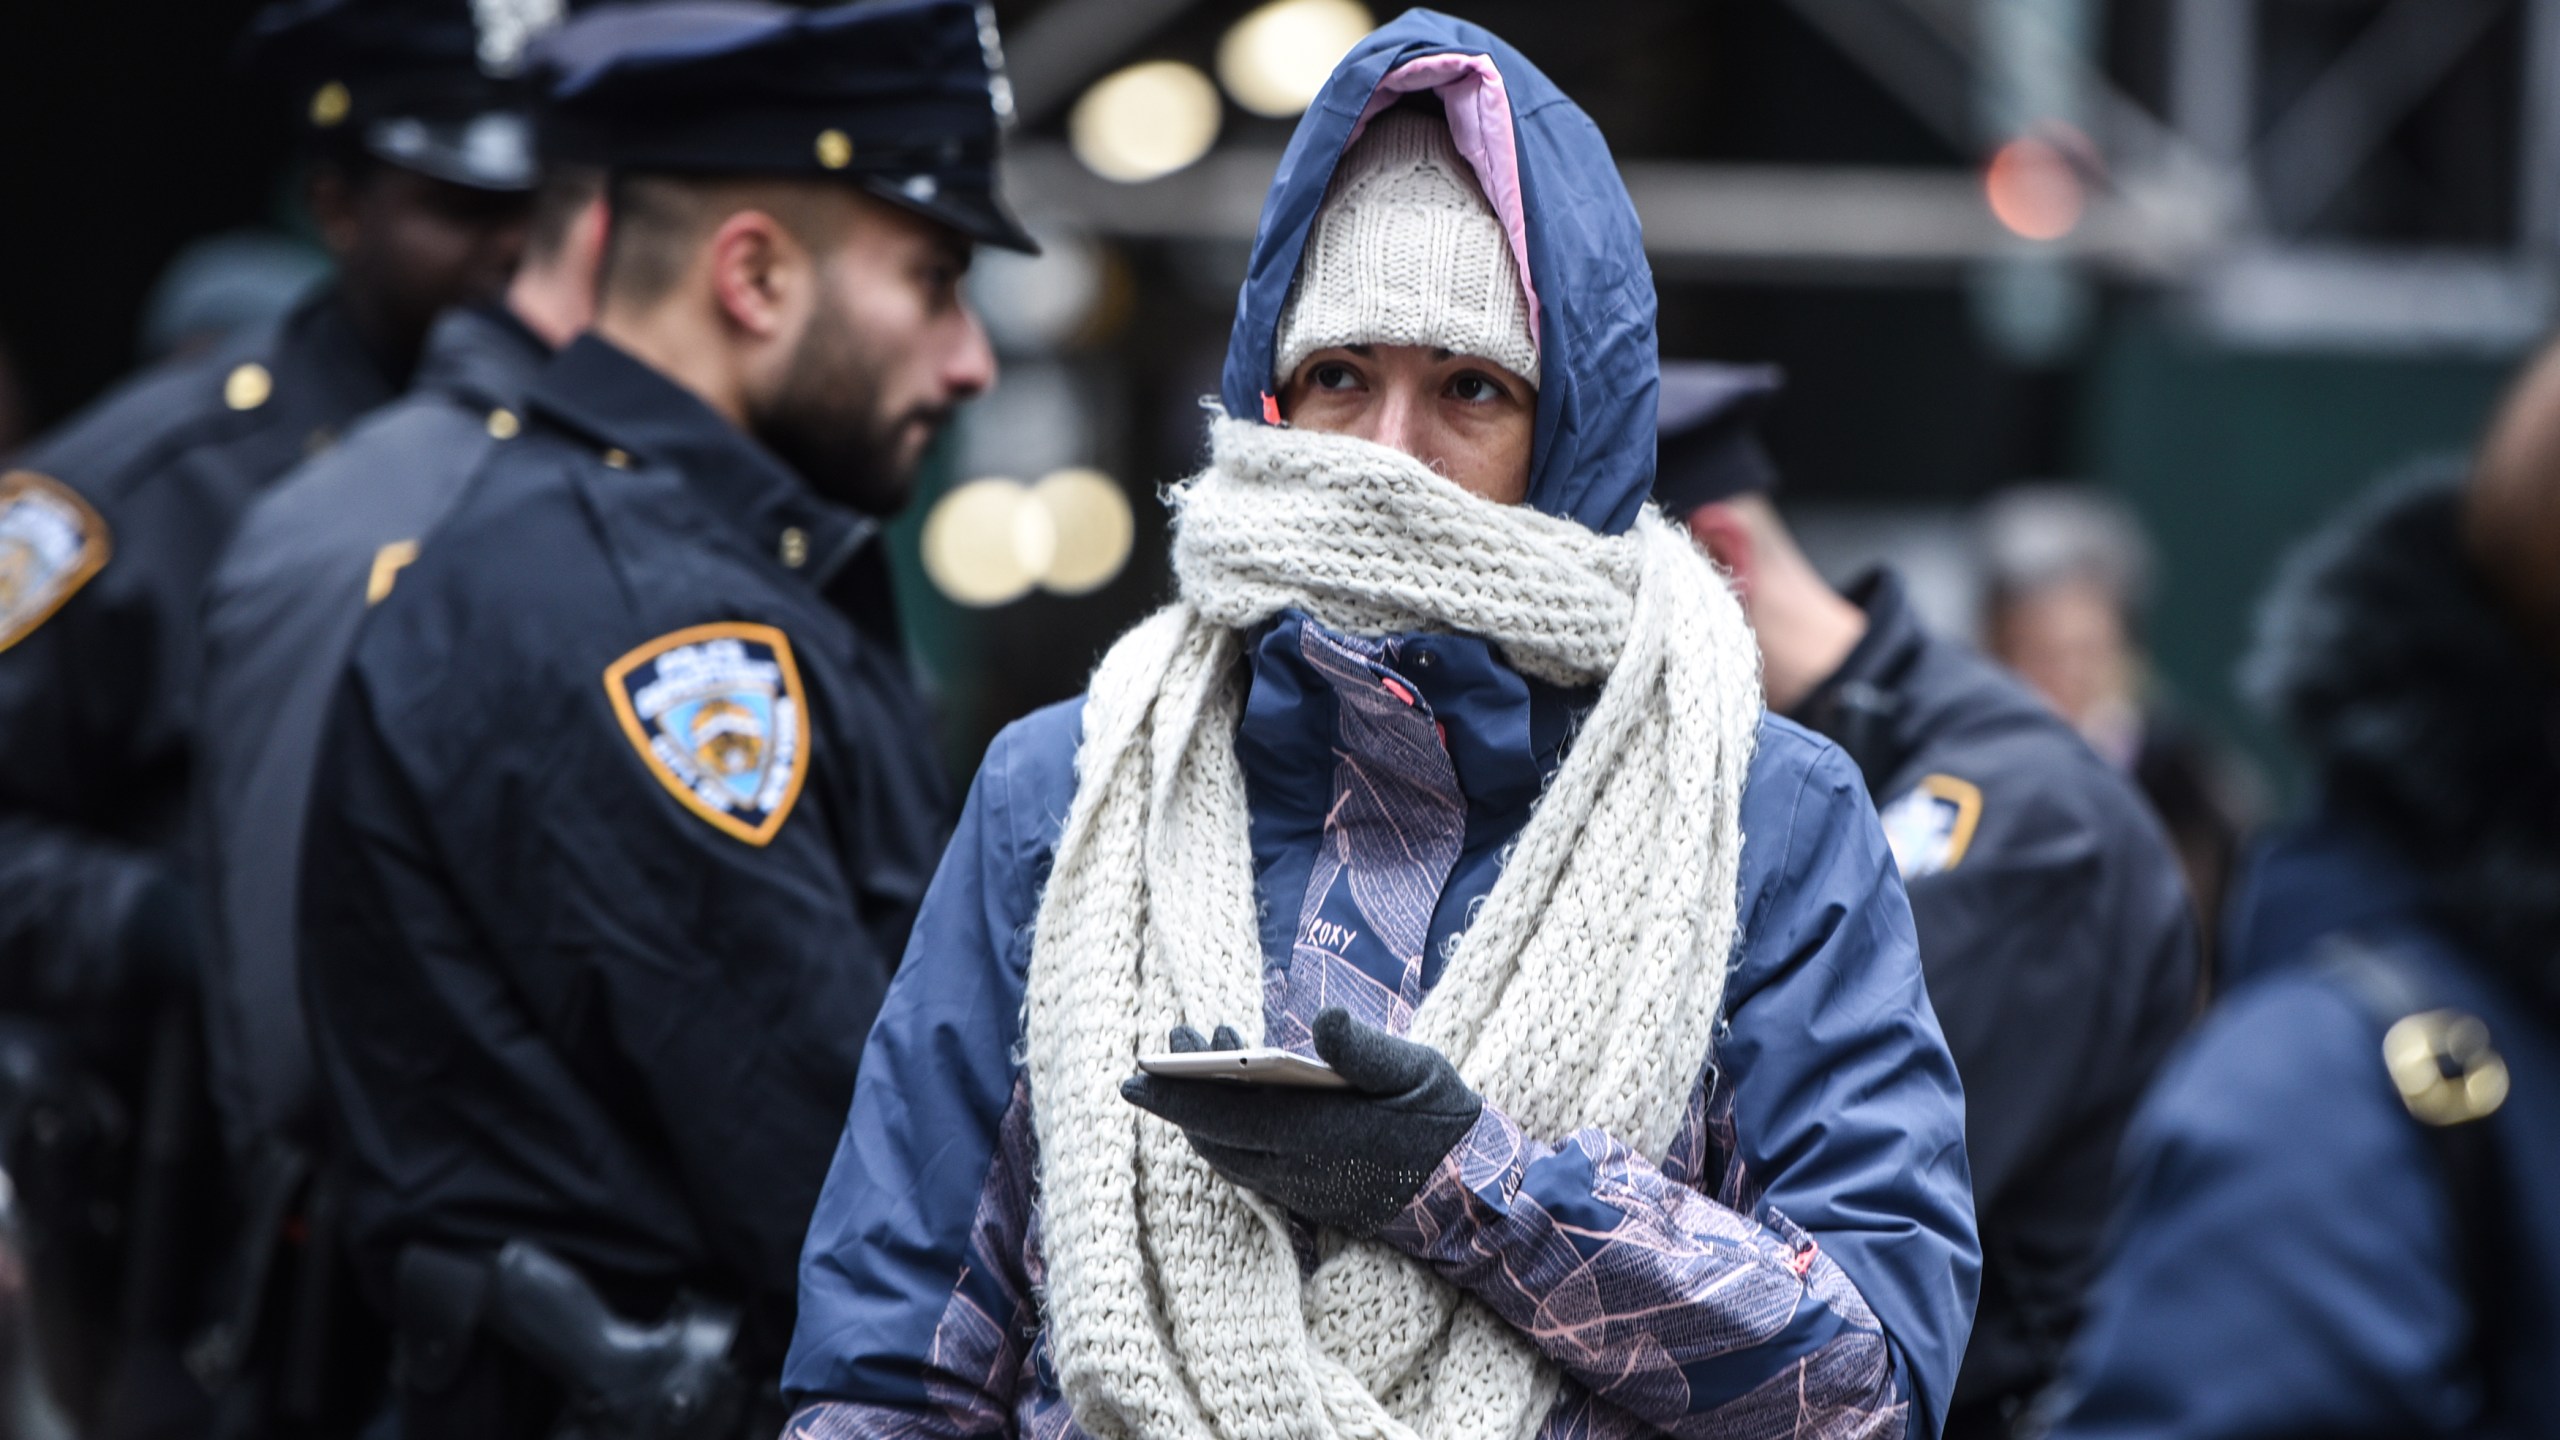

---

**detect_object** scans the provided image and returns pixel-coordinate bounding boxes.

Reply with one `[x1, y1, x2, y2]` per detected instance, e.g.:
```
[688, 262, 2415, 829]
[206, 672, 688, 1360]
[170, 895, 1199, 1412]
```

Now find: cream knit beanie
[1273, 106, 1540, 391]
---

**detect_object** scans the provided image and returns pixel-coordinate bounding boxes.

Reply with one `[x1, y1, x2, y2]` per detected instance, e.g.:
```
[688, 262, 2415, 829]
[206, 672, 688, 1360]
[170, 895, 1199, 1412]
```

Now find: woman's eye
[1448, 373, 1502, 403]
[1313, 363, 1359, 391]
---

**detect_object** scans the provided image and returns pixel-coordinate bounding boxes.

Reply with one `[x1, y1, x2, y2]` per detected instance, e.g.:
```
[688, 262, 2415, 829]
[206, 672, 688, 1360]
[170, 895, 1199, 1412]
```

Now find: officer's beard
[755, 297, 943, 517]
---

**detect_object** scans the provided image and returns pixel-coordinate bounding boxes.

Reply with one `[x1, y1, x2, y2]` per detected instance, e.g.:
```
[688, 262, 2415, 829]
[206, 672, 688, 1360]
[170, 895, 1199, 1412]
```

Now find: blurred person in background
[189, 5, 717, 1426]
[1665, 363, 2198, 1439]
[2041, 342, 2560, 1437]
[1979, 486, 2260, 981]
[293, 3, 1030, 1434]
[0, 0, 537, 1022]
[0, 0, 539, 1430]
[134, 233, 336, 365]
[786, 15, 1977, 1440]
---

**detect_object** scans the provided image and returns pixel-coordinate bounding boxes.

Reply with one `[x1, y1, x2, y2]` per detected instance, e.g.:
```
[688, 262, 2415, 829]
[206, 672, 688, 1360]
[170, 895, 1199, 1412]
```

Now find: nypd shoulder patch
[1878, 773, 1984, 882]
[604, 622, 810, 846]
[0, 470, 111, 654]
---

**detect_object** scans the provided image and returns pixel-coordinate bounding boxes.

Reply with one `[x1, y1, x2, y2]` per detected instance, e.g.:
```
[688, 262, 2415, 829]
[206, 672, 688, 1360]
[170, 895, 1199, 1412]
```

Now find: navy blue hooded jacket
[784, 12, 1978, 1437]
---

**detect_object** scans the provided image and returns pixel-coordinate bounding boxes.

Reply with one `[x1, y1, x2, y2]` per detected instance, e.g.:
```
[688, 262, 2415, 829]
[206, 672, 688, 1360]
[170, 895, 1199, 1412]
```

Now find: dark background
[1, 0, 2528, 784]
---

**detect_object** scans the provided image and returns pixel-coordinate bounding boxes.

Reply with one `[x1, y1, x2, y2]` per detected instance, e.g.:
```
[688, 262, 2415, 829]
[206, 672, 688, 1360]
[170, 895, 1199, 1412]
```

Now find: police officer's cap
[241, 0, 554, 191]
[1653, 361, 1786, 516]
[542, 0, 1039, 254]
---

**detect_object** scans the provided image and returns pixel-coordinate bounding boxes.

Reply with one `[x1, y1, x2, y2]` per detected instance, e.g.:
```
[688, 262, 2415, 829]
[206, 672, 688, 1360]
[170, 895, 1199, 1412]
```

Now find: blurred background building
[2, 0, 2547, 787]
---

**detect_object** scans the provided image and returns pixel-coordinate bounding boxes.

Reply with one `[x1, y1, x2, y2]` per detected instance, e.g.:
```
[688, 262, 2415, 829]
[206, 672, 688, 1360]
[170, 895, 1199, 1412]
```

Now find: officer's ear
[703, 208, 814, 344]
[1681, 501, 1757, 603]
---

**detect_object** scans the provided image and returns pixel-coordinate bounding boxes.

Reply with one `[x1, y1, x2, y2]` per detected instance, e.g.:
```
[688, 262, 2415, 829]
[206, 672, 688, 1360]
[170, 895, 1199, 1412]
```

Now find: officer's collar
[411, 303, 550, 416]
[1790, 567, 1928, 781]
[526, 334, 876, 589]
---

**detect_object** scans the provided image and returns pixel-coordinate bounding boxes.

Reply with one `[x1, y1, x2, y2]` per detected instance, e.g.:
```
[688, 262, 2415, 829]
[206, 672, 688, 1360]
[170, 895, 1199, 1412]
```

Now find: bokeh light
[1069, 60, 1222, 184]
[922, 470, 1134, 607]
[1984, 133, 2087, 242]
[1031, 468, 1136, 595]
[923, 478, 1048, 607]
[1216, 0, 1374, 119]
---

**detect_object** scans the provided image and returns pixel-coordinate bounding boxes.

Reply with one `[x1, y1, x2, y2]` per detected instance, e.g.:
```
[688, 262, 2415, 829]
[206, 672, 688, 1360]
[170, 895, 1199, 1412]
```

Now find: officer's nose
[944, 304, 997, 404]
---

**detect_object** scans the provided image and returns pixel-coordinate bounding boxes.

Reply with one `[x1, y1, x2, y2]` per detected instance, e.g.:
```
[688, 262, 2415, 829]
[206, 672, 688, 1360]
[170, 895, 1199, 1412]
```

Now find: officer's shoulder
[1898, 638, 2145, 839]
[394, 429, 558, 540]
[230, 388, 482, 554]
[1903, 637, 2085, 768]
[353, 436, 616, 671]
[13, 317, 289, 505]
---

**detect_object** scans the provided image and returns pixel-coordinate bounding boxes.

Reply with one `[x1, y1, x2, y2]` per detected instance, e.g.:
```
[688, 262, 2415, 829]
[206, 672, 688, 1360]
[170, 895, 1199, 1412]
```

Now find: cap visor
[860, 178, 1040, 254]
[363, 111, 540, 191]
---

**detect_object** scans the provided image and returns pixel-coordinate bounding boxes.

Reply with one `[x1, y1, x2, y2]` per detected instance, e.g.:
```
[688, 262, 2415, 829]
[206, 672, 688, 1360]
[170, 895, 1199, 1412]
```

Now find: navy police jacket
[1792, 571, 2200, 1431]
[0, 289, 395, 1014]
[785, 11, 1979, 1438]
[2051, 471, 2560, 1438]
[198, 302, 549, 1162]
[298, 334, 950, 1364]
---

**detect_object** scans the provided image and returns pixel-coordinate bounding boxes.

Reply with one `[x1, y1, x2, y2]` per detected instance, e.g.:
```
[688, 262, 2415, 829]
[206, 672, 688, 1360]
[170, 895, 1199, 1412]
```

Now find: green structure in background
[2088, 311, 2515, 795]
[882, 438, 989, 785]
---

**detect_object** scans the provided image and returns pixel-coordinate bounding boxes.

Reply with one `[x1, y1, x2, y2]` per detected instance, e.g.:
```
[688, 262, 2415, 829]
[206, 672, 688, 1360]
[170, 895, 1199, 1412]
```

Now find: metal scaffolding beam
[2254, 0, 2512, 234]
[1000, 143, 2211, 279]
[2523, 0, 2560, 248]
[2169, 0, 2256, 168]
[991, 0, 2552, 347]
[1002, 0, 1205, 125]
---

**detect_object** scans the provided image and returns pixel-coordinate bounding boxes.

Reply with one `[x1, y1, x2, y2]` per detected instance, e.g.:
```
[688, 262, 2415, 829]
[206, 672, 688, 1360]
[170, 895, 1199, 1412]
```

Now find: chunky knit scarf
[1024, 417, 1764, 1440]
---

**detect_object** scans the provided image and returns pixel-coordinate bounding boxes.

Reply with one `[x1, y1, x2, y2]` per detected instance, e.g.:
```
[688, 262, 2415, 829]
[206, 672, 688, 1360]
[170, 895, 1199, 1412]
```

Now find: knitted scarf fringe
[1025, 417, 1763, 1440]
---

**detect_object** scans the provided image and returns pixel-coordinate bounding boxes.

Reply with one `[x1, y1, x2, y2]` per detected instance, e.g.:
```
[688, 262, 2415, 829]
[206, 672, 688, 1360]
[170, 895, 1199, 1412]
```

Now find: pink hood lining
[1348, 52, 1543, 355]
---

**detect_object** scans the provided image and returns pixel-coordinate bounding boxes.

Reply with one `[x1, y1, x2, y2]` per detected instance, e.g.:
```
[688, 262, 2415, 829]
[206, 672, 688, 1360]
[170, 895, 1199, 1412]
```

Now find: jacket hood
[1218, 8, 1658, 536]
[2244, 461, 2560, 1018]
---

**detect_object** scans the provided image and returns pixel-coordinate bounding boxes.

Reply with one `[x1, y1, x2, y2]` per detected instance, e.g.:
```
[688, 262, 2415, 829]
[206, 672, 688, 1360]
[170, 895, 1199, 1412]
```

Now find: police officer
[294, 3, 1032, 1433]
[0, 0, 539, 1025]
[0, 3, 540, 1427]
[190, 11, 771, 1428]
[195, 0, 738, 1183]
[2045, 345, 2560, 1438]
[1660, 363, 2201, 1438]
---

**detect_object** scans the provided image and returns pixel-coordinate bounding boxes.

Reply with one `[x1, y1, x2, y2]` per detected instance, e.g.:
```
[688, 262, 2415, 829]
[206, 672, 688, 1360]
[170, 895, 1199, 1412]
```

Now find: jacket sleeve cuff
[1376, 1101, 1535, 1259]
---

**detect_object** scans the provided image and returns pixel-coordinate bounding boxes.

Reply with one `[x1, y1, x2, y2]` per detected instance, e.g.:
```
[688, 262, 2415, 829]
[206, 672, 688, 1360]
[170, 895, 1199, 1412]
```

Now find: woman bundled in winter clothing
[781, 14, 1978, 1439]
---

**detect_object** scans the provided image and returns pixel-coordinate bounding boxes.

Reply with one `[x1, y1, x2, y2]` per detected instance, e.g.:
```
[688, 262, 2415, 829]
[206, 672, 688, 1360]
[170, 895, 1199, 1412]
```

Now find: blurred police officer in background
[2044, 340, 2560, 1438]
[0, 0, 537, 1031]
[0, 1, 539, 1431]
[1979, 486, 2261, 987]
[1660, 362, 2201, 1439]
[293, 2, 1032, 1433]
[196, 3, 614, 1183]
[191, 8, 789, 1431]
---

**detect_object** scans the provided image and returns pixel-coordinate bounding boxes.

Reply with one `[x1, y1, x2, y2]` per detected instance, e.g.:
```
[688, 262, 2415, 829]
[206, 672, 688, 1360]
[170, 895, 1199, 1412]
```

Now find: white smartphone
[1135, 1047, 1350, 1089]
